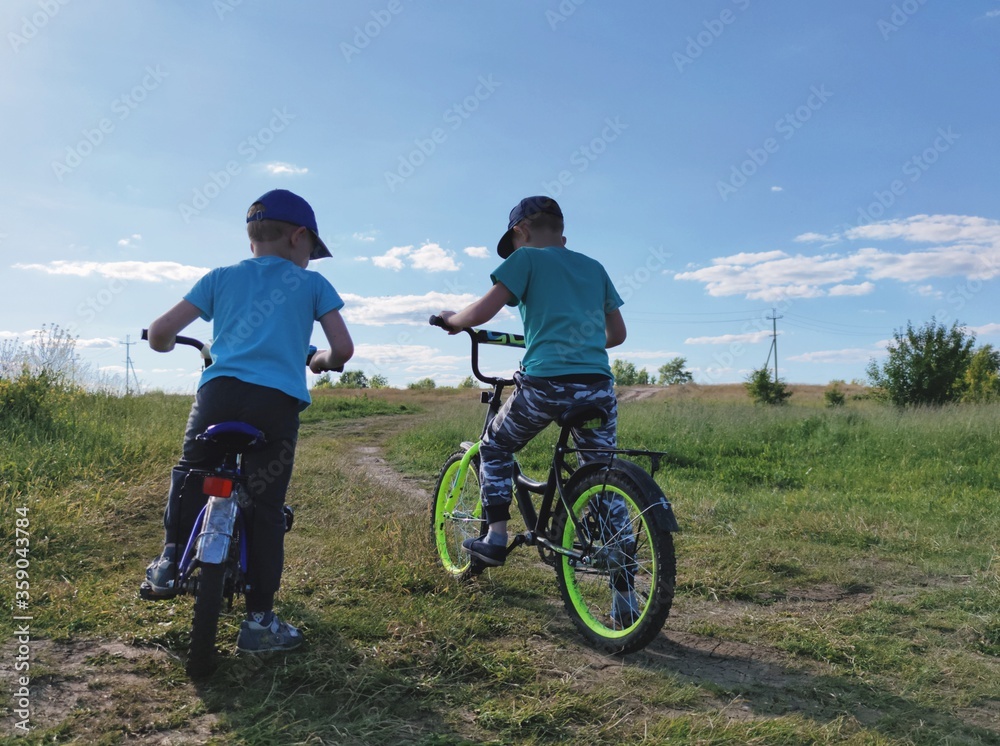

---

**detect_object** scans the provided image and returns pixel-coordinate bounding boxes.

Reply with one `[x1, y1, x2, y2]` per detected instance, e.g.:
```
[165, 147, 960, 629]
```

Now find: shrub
[407, 378, 436, 390]
[745, 367, 792, 405]
[824, 381, 847, 407]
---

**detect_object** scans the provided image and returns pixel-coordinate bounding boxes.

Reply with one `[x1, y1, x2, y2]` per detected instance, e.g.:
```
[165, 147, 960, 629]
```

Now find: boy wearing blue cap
[142, 189, 354, 653]
[435, 197, 628, 579]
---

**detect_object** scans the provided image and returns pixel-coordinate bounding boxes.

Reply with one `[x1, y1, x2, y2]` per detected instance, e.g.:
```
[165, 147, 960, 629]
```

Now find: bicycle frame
[435, 318, 672, 566]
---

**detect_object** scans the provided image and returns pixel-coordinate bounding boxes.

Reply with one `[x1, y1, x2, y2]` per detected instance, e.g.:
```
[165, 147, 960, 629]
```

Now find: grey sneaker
[236, 614, 304, 653]
[142, 549, 178, 598]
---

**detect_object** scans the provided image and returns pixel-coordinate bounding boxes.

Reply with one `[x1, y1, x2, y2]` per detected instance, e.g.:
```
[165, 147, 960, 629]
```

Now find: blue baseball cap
[497, 196, 563, 259]
[247, 189, 332, 260]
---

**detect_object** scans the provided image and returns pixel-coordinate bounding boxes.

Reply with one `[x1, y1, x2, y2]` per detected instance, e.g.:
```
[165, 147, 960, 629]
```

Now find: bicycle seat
[196, 421, 266, 451]
[557, 405, 609, 429]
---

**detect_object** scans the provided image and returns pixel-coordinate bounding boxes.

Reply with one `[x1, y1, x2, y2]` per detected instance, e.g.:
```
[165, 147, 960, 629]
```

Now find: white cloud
[13, 260, 209, 283]
[367, 243, 461, 272]
[771, 186, 783, 192]
[609, 349, 684, 361]
[684, 331, 774, 345]
[410, 243, 461, 272]
[787, 348, 882, 364]
[676, 214, 1000, 300]
[794, 232, 838, 244]
[352, 231, 377, 242]
[970, 322, 1000, 337]
[371, 246, 412, 271]
[340, 291, 483, 326]
[117, 233, 142, 248]
[828, 282, 875, 296]
[352, 343, 465, 373]
[463, 246, 490, 259]
[264, 162, 309, 175]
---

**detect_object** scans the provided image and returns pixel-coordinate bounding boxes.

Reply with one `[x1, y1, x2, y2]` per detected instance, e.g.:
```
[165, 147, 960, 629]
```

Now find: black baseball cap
[247, 189, 332, 260]
[497, 196, 563, 259]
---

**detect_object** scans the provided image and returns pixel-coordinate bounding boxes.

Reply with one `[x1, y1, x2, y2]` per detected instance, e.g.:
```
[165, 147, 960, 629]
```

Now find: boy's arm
[309, 309, 354, 373]
[148, 300, 204, 352]
[605, 309, 627, 348]
[437, 282, 513, 333]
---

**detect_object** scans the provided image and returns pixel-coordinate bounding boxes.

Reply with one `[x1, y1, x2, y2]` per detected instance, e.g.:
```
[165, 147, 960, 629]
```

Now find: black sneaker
[462, 537, 506, 566]
[236, 614, 304, 653]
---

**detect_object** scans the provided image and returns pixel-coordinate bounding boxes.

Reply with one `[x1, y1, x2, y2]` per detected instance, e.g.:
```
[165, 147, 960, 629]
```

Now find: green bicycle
[429, 316, 679, 654]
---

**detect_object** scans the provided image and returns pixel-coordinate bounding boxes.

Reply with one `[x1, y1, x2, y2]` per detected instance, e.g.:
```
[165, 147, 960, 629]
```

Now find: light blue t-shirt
[185, 255, 343, 406]
[490, 246, 623, 378]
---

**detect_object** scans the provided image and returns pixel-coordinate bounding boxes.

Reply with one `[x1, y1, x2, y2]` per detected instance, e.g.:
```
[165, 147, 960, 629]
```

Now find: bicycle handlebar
[141, 329, 332, 371]
[429, 315, 524, 386]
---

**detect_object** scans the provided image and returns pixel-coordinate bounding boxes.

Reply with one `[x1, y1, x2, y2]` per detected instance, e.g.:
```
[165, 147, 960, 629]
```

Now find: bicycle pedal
[139, 580, 177, 602]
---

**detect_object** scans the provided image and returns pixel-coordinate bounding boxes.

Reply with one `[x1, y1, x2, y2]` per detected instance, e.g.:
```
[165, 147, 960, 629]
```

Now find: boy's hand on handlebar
[432, 311, 461, 334]
[309, 349, 344, 374]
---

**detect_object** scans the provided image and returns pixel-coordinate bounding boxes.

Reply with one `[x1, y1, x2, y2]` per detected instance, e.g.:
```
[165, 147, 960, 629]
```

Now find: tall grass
[3, 379, 999, 744]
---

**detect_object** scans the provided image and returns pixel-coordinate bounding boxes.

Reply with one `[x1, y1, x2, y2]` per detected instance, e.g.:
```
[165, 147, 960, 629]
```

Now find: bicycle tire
[552, 463, 676, 654]
[187, 562, 226, 678]
[430, 449, 485, 580]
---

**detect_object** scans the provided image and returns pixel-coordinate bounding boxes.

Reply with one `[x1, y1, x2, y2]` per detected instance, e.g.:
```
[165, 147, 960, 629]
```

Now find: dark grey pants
[479, 372, 618, 525]
[162, 376, 300, 614]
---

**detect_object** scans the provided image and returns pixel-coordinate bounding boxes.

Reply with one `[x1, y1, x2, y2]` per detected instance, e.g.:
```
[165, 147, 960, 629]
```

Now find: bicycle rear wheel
[552, 463, 676, 654]
[430, 449, 485, 579]
[187, 562, 227, 678]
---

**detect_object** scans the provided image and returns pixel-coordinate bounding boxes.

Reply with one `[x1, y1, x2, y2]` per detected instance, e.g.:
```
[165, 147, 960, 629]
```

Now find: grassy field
[1, 382, 998, 744]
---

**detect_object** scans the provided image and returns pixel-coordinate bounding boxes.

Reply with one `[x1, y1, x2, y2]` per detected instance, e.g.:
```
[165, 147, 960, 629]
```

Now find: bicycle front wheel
[430, 449, 485, 579]
[552, 464, 676, 654]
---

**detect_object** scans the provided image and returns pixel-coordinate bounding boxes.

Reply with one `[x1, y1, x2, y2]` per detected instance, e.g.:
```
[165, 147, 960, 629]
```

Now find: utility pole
[763, 308, 782, 383]
[121, 335, 140, 396]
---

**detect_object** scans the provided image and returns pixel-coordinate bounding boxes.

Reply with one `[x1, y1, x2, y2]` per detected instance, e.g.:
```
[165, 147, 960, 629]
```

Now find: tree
[458, 376, 478, 388]
[866, 319, 975, 406]
[611, 359, 639, 386]
[369, 373, 390, 389]
[962, 344, 1000, 403]
[658, 357, 693, 386]
[408, 377, 436, 390]
[744, 366, 792, 405]
[335, 370, 369, 389]
[312, 373, 334, 389]
[824, 380, 846, 407]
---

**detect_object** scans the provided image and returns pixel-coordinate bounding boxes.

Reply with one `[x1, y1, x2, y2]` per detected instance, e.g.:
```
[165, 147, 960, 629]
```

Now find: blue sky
[2, 1, 998, 391]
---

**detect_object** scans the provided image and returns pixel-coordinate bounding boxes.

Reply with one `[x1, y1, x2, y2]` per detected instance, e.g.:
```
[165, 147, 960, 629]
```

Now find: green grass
[2, 383, 999, 744]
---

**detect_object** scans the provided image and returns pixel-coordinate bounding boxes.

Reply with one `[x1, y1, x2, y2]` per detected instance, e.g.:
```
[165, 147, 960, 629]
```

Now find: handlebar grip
[428, 314, 448, 329]
[141, 328, 149, 341]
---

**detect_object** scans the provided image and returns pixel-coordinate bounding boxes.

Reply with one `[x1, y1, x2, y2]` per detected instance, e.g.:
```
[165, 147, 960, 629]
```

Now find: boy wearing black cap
[436, 196, 627, 571]
[142, 189, 354, 653]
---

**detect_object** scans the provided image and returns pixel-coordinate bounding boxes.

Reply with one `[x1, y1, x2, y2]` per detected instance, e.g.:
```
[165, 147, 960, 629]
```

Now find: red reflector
[202, 476, 233, 497]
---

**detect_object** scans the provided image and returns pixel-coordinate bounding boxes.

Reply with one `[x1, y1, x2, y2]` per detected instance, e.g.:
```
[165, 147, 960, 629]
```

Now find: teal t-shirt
[490, 246, 623, 378]
[185, 255, 344, 406]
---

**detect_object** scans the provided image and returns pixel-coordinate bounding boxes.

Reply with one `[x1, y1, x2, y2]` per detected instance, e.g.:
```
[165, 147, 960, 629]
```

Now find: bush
[824, 381, 847, 407]
[744, 367, 792, 405]
[866, 318, 975, 406]
[407, 378, 436, 390]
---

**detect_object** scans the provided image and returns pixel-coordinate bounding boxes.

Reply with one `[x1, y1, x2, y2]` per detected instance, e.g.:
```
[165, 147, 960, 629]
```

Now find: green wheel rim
[433, 450, 482, 576]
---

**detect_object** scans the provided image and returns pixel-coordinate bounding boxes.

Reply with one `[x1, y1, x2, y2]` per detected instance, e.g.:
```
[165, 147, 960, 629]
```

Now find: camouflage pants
[479, 372, 624, 530]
